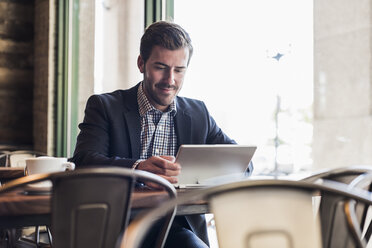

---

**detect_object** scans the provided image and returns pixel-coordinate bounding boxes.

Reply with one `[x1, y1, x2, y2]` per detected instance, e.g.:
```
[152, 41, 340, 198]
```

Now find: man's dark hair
[140, 21, 193, 65]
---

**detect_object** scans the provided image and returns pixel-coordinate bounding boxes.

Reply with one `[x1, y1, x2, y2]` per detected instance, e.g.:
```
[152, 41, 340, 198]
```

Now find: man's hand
[136, 155, 181, 188]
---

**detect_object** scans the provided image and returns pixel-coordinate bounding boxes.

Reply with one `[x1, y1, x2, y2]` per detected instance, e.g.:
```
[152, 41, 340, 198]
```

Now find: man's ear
[137, 55, 145, 73]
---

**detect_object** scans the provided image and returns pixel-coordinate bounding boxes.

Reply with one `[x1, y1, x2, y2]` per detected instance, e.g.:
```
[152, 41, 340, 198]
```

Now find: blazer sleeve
[205, 108, 236, 144]
[70, 94, 137, 168]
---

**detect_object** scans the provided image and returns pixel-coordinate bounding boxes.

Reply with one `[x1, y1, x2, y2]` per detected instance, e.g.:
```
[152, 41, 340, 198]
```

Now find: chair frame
[302, 165, 372, 183]
[344, 173, 372, 248]
[302, 165, 372, 248]
[0, 150, 47, 167]
[0, 150, 48, 247]
[0, 167, 177, 248]
[121, 179, 372, 248]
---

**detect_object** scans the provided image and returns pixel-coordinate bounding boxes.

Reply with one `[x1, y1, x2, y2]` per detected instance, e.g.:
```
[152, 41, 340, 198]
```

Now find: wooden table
[0, 187, 208, 228]
[0, 168, 24, 183]
[0, 168, 208, 228]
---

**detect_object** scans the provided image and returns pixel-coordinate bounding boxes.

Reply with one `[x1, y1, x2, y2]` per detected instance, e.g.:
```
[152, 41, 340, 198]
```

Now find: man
[71, 21, 252, 248]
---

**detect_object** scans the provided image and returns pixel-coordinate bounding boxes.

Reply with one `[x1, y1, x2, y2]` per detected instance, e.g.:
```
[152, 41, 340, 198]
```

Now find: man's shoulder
[88, 84, 139, 105]
[176, 95, 203, 105]
[99, 84, 138, 99]
[176, 96, 206, 112]
[98, 89, 127, 100]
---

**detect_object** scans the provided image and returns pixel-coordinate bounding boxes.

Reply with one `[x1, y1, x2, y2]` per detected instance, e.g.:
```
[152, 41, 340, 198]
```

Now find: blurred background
[1, 0, 371, 175]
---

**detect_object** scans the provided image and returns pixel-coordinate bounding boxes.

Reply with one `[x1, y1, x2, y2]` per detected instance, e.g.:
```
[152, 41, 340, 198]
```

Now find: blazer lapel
[175, 109, 192, 146]
[122, 84, 193, 156]
[123, 111, 141, 158]
[122, 84, 141, 159]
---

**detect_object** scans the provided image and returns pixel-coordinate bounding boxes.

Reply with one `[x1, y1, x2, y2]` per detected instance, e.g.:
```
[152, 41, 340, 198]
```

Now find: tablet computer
[174, 144, 256, 188]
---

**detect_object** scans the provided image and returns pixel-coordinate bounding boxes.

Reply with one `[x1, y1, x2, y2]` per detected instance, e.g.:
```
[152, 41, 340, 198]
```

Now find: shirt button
[158, 126, 163, 131]
[155, 149, 159, 153]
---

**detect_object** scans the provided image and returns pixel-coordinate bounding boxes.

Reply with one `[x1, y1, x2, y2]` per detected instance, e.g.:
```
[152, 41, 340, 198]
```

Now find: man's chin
[155, 98, 174, 108]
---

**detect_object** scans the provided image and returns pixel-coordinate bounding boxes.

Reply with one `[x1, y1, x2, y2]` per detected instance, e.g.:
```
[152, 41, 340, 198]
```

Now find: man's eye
[155, 66, 166, 70]
[175, 69, 185, 73]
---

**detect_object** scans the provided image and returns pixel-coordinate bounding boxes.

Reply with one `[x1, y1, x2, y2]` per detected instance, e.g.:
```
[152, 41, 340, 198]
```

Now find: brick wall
[0, 0, 52, 153]
[33, 0, 49, 153]
[0, 0, 34, 148]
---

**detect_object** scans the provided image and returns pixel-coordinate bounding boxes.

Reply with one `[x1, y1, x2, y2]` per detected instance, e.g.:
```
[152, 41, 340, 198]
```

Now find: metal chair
[0, 150, 47, 247]
[344, 173, 372, 248]
[0, 167, 177, 248]
[0, 151, 8, 167]
[302, 165, 372, 184]
[0, 150, 47, 168]
[302, 165, 372, 248]
[121, 179, 372, 248]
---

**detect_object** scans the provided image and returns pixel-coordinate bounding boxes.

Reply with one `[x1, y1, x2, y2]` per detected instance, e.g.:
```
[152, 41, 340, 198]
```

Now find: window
[69, 1, 370, 172]
[174, 0, 314, 175]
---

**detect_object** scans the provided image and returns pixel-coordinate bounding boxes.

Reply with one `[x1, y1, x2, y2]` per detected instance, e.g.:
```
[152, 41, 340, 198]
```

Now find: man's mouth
[156, 84, 177, 92]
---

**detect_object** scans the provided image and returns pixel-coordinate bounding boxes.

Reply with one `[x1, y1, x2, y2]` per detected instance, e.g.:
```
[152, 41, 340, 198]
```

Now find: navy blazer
[71, 83, 237, 167]
[71, 83, 251, 245]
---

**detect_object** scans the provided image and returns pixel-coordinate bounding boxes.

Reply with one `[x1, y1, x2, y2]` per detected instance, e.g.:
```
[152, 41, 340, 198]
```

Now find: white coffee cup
[25, 156, 75, 176]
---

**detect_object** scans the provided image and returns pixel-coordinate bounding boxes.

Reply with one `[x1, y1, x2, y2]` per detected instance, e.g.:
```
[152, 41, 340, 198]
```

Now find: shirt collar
[137, 82, 177, 117]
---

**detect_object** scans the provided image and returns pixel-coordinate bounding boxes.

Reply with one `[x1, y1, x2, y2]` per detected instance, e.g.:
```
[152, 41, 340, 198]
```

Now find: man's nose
[165, 69, 175, 85]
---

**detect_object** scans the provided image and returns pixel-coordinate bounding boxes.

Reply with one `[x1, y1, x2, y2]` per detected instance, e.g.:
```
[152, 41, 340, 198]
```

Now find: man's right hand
[136, 155, 181, 185]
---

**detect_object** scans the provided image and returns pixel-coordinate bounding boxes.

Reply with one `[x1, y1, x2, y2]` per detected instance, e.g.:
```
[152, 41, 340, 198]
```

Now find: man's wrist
[132, 159, 144, 169]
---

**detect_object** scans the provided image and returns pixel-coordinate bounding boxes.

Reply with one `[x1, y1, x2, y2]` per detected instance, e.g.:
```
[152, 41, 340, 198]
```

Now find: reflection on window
[174, 0, 313, 175]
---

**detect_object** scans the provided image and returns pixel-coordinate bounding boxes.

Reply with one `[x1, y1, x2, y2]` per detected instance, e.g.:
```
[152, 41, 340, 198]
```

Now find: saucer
[23, 188, 51, 195]
[22, 179, 52, 195]
[27, 180, 52, 188]
[23, 182, 52, 195]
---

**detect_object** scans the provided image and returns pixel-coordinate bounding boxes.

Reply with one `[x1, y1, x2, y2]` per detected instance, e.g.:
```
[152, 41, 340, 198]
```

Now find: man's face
[138, 45, 189, 112]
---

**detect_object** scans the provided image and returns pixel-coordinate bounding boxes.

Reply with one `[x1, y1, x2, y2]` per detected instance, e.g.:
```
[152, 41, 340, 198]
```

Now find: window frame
[56, 0, 174, 157]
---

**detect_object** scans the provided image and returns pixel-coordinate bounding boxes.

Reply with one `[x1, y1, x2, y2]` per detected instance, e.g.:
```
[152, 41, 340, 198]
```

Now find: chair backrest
[122, 179, 372, 248]
[344, 173, 372, 248]
[209, 186, 321, 248]
[302, 165, 372, 184]
[0, 167, 176, 248]
[302, 165, 372, 248]
[0, 150, 47, 167]
[0, 151, 8, 166]
[51, 169, 132, 248]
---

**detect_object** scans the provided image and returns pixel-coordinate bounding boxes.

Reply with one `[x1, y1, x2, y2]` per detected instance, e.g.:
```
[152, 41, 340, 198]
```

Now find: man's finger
[143, 175, 178, 189]
[137, 159, 180, 176]
[151, 156, 181, 170]
[144, 165, 180, 176]
[160, 155, 176, 162]
[160, 175, 178, 184]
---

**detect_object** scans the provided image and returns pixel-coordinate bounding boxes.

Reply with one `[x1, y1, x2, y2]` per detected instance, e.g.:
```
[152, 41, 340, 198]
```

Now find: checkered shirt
[137, 82, 178, 159]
